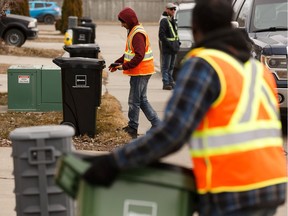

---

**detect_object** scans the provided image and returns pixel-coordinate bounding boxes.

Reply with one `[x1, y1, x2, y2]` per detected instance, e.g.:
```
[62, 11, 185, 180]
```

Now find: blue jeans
[161, 53, 176, 85]
[128, 75, 160, 130]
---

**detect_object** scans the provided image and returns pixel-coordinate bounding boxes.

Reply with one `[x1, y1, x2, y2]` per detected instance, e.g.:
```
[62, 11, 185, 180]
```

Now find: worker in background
[159, 2, 180, 90]
[108, 7, 160, 139]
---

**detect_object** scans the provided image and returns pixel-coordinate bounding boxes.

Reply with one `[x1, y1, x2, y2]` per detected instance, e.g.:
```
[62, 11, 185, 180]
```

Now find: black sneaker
[122, 126, 137, 139]
[163, 85, 172, 90]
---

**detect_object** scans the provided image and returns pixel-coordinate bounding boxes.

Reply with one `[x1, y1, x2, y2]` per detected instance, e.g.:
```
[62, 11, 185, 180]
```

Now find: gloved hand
[82, 154, 119, 187]
[108, 63, 122, 72]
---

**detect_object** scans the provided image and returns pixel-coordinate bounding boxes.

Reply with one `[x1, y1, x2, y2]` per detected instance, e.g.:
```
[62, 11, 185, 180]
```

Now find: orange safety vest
[123, 24, 155, 76]
[185, 48, 287, 194]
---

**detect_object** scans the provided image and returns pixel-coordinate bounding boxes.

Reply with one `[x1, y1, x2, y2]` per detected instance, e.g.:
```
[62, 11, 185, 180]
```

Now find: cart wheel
[60, 121, 76, 132]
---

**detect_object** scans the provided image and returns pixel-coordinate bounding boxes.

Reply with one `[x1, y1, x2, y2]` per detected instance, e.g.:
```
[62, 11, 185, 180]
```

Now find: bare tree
[0, 0, 28, 17]
[0, 0, 13, 17]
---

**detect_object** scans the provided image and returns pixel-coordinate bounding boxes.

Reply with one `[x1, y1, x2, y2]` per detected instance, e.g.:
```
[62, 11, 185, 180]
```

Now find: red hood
[118, 7, 139, 30]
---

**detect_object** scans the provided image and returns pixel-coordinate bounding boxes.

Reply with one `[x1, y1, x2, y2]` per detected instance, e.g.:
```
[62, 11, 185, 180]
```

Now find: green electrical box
[8, 65, 62, 112]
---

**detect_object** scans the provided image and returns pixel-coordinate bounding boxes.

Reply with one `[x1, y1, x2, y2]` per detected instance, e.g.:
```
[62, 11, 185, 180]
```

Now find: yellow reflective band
[193, 120, 281, 137]
[166, 17, 178, 41]
[190, 137, 283, 157]
[260, 84, 279, 121]
[197, 177, 288, 194]
[259, 64, 279, 120]
[196, 49, 245, 75]
[166, 37, 178, 41]
[196, 54, 226, 108]
[127, 25, 147, 50]
[124, 51, 153, 62]
[190, 121, 282, 153]
[240, 60, 258, 122]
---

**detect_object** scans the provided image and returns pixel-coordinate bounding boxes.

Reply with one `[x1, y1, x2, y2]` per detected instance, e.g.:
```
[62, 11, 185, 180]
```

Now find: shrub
[56, 0, 83, 34]
[10, 0, 29, 16]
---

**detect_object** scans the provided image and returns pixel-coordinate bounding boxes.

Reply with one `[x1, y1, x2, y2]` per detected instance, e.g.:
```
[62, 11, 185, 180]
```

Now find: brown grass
[0, 93, 131, 150]
[0, 64, 9, 74]
[0, 45, 64, 59]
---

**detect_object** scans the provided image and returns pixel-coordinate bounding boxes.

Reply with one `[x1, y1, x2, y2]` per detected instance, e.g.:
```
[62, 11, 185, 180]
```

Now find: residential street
[0, 23, 287, 216]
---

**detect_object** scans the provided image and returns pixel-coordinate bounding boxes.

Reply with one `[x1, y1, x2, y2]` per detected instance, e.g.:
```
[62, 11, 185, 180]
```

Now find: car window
[252, 0, 287, 30]
[46, 3, 52, 7]
[176, 9, 192, 28]
[35, 3, 44, 8]
[236, 0, 253, 27]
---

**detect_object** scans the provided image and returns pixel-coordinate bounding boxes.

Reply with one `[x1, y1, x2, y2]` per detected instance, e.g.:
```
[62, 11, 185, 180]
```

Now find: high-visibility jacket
[166, 17, 179, 42]
[186, 48, 287, 194]
[123, 24, 155, 76]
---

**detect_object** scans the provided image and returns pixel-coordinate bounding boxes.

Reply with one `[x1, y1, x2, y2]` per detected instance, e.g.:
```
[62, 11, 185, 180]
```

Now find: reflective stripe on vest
[124, 51, 153, 61]
[123, 24, 154, 76]
[166, 18, 179, 41]
[185, 48, 286, 194]
[124, 25, 154, 62]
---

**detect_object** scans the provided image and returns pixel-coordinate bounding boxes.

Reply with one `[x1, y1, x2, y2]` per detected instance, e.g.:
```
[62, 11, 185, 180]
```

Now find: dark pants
[161, 53, 176, 86]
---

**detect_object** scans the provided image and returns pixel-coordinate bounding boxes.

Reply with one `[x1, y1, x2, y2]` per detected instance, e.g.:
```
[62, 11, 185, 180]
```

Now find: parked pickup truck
[232, 0, 288, 132]
[0, 14, 38, 47]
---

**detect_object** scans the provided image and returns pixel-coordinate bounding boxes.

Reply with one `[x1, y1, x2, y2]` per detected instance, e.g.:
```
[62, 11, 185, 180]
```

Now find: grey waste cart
[68, 16, 78, 29]
[55, 154, 197, 216]
[53, 57, 106, 137]
[72, 26, 92, 44]
[9, 125, 75, 216]
[63, 44, 102, 107]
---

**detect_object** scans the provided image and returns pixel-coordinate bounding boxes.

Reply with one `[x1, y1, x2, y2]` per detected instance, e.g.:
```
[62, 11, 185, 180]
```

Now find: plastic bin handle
[28, 146, 56, 165]
[52, 57, 63, 67]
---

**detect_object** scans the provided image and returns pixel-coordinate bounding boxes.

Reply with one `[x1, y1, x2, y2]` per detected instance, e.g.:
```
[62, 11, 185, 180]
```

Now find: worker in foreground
[83, 0, 287, 215]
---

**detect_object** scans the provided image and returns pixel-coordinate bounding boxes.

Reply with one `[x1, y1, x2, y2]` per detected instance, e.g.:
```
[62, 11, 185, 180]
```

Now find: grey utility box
[9, 125, 75, 216]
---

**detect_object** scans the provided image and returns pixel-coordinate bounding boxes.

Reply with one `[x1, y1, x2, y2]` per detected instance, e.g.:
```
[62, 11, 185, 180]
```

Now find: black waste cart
[53, 57, 105, 137]
[63, 44, 102, 106]
[63, 43, 100, 58]
[72, 26, 92, 44]
[80, 18, 96, 43]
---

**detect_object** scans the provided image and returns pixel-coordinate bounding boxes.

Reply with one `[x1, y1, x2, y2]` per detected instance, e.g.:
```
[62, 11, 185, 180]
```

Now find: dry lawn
[0, 45, 64, 59]
[0, 92, 131, 151]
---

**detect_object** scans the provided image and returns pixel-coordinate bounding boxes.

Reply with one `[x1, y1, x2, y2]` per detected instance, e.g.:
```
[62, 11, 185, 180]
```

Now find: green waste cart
[55, 154, 197, 216]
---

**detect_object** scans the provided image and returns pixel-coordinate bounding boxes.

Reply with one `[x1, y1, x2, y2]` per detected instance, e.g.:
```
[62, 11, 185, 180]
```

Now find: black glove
[82, 154, 119, 187]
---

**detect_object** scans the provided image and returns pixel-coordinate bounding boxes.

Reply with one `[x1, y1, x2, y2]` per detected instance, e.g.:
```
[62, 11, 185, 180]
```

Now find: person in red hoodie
[108, 7, 160, 139]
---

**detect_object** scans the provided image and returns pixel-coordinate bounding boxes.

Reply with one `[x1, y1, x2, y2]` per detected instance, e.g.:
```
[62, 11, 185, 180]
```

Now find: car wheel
[44, 15, 55, 24]
[4, 29, 25, 47]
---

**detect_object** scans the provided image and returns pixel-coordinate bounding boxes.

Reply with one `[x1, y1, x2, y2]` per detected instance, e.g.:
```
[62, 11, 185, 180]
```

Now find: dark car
[0, 14, 38, 47]
[232, 0, 288, 131]
[29, 1, 61, 24]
